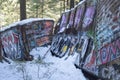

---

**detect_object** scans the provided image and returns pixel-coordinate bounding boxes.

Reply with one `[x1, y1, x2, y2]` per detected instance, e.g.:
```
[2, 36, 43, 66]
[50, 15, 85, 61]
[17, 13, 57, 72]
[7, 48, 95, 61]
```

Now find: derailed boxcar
[0, 18, 54, 60]
[51, 0, 120, 79]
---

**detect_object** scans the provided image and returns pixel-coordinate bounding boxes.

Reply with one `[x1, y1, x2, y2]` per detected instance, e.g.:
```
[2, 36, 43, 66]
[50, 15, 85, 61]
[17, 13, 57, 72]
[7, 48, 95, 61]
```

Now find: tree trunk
[70, 0, 74, 9]
[64, 0, 65, 11]
[20, 0, 26, 20]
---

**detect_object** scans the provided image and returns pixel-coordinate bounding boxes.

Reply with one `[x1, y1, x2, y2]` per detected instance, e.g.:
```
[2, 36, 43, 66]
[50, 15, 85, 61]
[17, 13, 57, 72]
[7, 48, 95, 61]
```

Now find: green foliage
[0, 0, 20, 26]
[0, 0, 62, 26]
[87, 30, 97, 50]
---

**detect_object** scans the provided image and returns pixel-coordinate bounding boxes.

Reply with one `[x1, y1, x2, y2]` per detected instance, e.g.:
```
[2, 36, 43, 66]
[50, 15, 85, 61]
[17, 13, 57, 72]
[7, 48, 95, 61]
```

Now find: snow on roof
[0, 18, 54, 32]
[64, 10, 71, 13]
[71, 8, 75, 11]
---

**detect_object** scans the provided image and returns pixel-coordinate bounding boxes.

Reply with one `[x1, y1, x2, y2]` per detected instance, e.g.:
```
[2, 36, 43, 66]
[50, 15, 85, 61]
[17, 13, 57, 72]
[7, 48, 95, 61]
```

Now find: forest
[0, 0, 79, 27]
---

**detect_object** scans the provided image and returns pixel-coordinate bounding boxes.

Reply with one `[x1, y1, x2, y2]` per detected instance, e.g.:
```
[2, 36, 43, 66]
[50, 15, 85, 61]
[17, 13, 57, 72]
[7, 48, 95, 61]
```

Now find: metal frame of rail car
[51, 11, 70, 58]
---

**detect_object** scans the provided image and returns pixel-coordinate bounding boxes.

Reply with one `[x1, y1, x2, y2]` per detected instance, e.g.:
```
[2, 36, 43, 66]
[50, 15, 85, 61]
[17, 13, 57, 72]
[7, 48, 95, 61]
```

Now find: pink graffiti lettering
[8, 35, 12, 42]
[99, 38, 120, 64]
[100, 47, 110, 64]
[12, 32, 18, 43]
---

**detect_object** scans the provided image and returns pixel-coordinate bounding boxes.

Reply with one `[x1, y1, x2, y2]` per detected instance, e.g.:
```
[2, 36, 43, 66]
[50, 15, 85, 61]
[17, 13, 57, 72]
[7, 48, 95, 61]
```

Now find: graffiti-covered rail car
[0, 18, 54, 60]
[51, 0, 119, 80]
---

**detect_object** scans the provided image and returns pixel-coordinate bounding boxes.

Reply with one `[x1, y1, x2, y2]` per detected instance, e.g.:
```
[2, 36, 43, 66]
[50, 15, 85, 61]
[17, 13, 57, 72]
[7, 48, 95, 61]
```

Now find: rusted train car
[0, 18, 54, 61]
[51, 0, 120, 80]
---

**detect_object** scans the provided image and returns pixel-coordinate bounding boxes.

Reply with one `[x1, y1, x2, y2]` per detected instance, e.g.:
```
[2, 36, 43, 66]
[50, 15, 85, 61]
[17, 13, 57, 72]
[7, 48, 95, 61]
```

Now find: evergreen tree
[20, 0, 26, 20]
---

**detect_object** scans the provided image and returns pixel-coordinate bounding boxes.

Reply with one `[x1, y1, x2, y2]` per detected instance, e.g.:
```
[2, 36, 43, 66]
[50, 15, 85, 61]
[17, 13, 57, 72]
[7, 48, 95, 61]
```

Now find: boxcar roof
[0, 18, 54, 32]
[64, 10, 71, 13]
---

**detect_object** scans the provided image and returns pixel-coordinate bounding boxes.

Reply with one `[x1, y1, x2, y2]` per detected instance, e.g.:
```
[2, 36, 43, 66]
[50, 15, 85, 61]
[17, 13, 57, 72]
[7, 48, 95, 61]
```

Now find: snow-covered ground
[0, 46, 86, 80]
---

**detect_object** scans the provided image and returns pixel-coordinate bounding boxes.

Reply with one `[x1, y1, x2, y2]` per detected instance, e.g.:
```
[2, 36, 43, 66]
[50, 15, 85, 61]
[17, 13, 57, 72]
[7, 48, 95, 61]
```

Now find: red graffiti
[100, 47, 110, 64]
[2, 31, 18, 47]
[99, 38, 120, 64]
[2, 37, 8, 47]
[12, 32, 19, 43]
[85, 51, 96, 67]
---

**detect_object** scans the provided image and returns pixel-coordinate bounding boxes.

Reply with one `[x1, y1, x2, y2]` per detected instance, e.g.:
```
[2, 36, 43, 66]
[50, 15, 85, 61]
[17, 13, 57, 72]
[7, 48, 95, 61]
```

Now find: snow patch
[0, 46, 86, 80]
